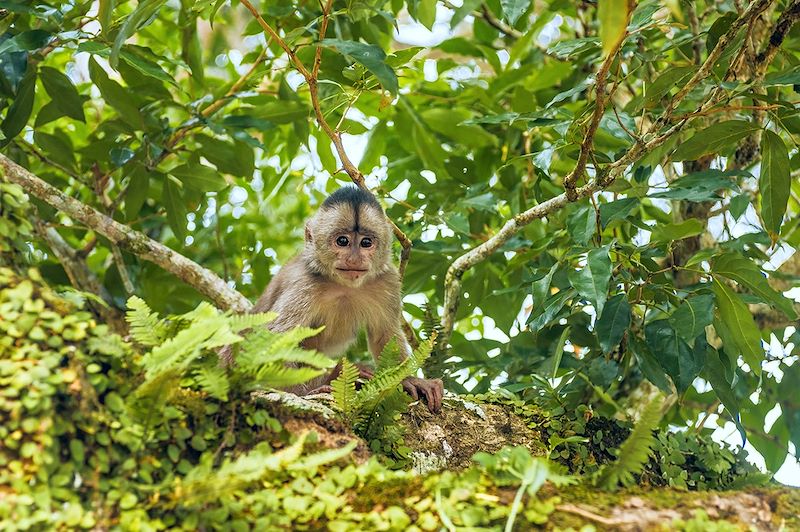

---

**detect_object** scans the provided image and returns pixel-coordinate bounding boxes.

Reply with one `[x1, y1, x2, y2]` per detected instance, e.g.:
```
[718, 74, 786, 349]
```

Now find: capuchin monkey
[252, 187, 443, 413]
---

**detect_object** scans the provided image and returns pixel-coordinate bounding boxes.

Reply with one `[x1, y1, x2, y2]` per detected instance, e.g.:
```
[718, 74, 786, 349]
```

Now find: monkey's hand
[402, 377, 444, 414]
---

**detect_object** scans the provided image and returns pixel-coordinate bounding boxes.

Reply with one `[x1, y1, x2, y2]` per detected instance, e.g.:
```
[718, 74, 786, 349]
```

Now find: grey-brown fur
[253, 187, 403, 392]
[245, 187, 443, 411]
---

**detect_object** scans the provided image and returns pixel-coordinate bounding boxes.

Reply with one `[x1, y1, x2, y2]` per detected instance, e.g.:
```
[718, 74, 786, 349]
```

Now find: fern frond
[234, 328, 334, 381]
[377, 338, 402, 372]
[332, 359, 359, 420]
[251, 363, 326, 388]
[595, 395, 664, 490]
[355, 338, 433, 409]
[143, 316, 232, 380]
[227, 311, 276, 332]
[421, 303, 441, 339]
[126, 296, 168, 346]
[194, 365, 230, 401]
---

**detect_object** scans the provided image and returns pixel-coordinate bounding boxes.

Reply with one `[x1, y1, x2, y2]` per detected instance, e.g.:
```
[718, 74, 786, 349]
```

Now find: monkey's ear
[304, 223, 313, 243]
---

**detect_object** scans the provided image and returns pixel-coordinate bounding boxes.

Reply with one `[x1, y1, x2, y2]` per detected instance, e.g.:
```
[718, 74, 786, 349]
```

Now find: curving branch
[238, 0, 413, 276]
[0, 154, 253, 313]
[562, 38, 625, 201]
[439, 0, 780, 350]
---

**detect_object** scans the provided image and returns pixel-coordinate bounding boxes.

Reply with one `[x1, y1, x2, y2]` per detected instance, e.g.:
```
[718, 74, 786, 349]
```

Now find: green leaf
[528, 288, 575, 330]
[598, 0, 630, 57]
[643, 66, 694, 105]
[501, 0, 528, 25]
[331, 359, 359, 421]
[531, 263, 558, 307]
[650, 218, 704, 242]
[650, 169, 744, 202]
[596, 294, 631, 354]
[0, 29, 51, 55]
[669, 293, 714, 343]
[703, 348, 746, 445]
[568, 246, 611, 315]
[163, 179, 187, 242]
[170, 162, 227, 192]
[759, 130, 790, 236]
[322, 39, 398, 95]
[630, 337, 673, 393]
[39, 66, 85, 122]
[120, 48, 175, 85]
[595, 395, 663, 490]
[712, 279, 763, 373]
[778, 362, 800, 451]
[125, 165, 150, 221]
[421, 108, 497, 148]
[713, 252, 796, 319]
[257, 101, 308, 124]
[450, 0, 482, 28]
[109, 147, 134, 167]
[88, 57, 143, 129]
[0, 65, 35, 144]
[729, 193, 750, 220]
[599, 198, 637, 227]
[644, 320, 704, 393]
[416, 0, 436, 29]
[98, 0, 115, 35]
[567, 203, 597, 246]
[672, 121, 759, 161]
[111, 0, 167, 68]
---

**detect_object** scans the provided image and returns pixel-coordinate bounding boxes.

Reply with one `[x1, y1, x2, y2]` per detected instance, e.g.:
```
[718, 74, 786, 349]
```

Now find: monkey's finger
[403, 380, 419, 400]
[429, 382, 443, 414]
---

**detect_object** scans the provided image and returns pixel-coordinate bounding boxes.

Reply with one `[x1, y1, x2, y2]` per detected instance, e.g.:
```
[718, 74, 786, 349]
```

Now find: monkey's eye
[360, 237, 373, 248]
[336, 236, 350, 247]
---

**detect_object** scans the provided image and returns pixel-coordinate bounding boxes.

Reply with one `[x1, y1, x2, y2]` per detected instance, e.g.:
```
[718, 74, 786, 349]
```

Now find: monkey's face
[307, 201, 392, 287]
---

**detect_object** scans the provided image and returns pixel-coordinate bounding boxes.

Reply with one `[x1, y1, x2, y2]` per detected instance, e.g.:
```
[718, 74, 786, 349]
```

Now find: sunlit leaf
[712, 279, 763, 374]
[598, 0, 631, 57]
[322, 39, 398, 94]
[759, 130, 790, 237]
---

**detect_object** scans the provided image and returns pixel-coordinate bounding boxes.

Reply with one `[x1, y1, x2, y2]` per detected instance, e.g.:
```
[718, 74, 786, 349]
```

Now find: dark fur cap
[322, 186, 383, 213]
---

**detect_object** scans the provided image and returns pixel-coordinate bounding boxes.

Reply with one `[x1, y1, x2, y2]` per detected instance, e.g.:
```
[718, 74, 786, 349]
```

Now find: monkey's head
[304, 187, 393, 287]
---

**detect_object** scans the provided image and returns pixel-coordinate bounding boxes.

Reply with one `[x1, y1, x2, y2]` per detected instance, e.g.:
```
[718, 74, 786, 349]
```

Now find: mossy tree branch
[0, 154, 253, 313]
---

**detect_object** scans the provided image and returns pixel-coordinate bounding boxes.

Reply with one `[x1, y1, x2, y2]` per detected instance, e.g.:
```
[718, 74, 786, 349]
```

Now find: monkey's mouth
[336, 268, 368, 279]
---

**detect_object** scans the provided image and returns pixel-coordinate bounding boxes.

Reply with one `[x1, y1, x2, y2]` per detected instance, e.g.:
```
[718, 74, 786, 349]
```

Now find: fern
[355, 338, 433, 408]
[226, 311, 276, 333]
[194, 365, 230, 401]
[331, 359, 359, 421]
[251, 363, 327, 388]
[126, 296, 169, 346]
[595, 395, 664, 490]
[235, 328, 333, 373]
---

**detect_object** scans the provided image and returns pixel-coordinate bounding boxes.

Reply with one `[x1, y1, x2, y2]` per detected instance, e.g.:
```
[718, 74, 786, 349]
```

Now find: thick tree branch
[755, 0, 800, 73]
[1, 154, 252, 312]
[238, 0, 413, 277]
[32, 219, 127, 332]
